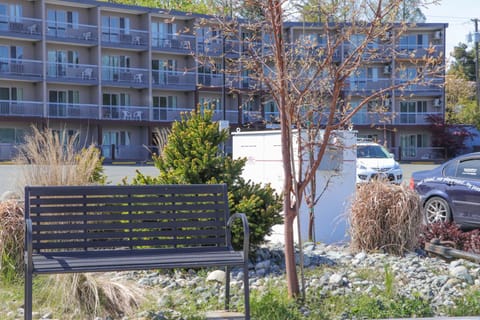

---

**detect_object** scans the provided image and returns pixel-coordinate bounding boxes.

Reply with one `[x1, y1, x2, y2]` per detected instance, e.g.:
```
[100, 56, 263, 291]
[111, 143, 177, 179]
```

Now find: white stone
[206, 270, 226, 283]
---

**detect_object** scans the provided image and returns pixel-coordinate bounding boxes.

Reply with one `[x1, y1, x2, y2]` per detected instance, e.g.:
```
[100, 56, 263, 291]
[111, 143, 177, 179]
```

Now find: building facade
[0, 0, 447, 161]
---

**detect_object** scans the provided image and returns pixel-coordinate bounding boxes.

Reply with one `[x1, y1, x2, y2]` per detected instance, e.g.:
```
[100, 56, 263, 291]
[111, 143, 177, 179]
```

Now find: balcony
[0, 16, 42, 39]
[101, 67, 149, 88]
[198, 73, 223, 87]
[151, 107, 238, 124]
[0, 100, 43, 117]
[48, 103, 99, 119]
[394, 112, 442, 125]
[0, 58, 43, 79]
[152, 70, 196, 90]
[152, 34, 196, 53]
[47, 63, 98, 84]
[101, 105, 149, 121]
[101, 29, 149, 50]
[46, 21, 98, 45]
[346, 78, 392, 93]
[396, 45, 444, 59]
[394, 78, 443, 95]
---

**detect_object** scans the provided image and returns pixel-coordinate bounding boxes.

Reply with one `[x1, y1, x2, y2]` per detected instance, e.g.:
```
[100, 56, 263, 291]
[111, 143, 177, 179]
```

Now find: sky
[423, 0, 480, 61]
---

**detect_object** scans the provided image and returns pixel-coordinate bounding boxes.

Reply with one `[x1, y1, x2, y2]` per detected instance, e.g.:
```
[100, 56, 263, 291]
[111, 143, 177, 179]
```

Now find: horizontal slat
[31, 249, 244, 274]
[29, 193, 224, 206]
[32, 227, 225, 241]
[26, 184, 226, 197]
[32, 236, 225, 250]
[30, 210, 226, 223]
[32, 219, 224, 233]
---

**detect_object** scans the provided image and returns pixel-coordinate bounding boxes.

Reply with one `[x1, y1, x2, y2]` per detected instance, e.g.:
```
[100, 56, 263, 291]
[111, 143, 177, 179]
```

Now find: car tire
[424, 197, 451, 224]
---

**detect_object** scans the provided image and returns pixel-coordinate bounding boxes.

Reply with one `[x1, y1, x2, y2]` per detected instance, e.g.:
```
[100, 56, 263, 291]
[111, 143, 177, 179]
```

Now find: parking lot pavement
[0, 164, 159, 197]
[0, 162, 437, 198]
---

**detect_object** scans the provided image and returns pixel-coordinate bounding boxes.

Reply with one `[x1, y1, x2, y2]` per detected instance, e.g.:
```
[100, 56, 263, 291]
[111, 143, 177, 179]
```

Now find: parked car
[356, 141, 403, 184]
[410, 152, 480, 228]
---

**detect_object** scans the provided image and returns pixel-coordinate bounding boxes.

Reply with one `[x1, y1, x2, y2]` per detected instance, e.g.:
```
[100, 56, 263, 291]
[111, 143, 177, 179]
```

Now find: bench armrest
[24, 218, 32, 267]
[227, 213, 250, 257]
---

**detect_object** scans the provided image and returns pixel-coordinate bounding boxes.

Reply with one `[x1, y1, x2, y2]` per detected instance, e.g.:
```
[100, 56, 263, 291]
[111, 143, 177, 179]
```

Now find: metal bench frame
[24, 184, 250, 320]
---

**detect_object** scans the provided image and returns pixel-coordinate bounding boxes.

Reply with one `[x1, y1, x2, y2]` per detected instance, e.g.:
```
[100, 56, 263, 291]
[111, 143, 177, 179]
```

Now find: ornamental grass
[349, 179, 423, 255]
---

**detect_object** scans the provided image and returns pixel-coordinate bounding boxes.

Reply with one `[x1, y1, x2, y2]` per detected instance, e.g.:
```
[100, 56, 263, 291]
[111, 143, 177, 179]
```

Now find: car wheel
[424, 197, 451, 224]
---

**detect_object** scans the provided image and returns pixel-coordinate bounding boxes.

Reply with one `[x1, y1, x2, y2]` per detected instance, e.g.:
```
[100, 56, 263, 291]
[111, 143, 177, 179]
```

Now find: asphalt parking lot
[0, 162, 437, 198]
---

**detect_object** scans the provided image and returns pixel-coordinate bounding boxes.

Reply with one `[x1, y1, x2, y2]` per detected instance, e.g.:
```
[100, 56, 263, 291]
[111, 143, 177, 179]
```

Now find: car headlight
[357, 164, 367, 170]
[393, 162, 401, 170]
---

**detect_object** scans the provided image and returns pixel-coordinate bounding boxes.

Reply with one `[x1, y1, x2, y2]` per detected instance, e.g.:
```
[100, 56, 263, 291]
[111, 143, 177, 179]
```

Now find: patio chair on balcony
[28, 24, 38, 35]
[132, 36, 141, 45]
[81, 68, 93, 80]
[82, 31, 92, 41]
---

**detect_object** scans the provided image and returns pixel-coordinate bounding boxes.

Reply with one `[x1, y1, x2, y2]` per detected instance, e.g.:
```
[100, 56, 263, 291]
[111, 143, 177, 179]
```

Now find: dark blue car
[410, 152, 480, 228]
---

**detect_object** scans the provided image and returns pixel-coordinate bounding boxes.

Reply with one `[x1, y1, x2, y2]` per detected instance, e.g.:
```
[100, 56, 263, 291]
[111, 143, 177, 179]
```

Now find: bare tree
[205, 0, 443, 297]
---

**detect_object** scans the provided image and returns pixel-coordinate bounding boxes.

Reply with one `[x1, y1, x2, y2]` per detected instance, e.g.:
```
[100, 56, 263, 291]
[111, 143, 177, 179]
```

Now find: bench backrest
[25, 184, 231, 253]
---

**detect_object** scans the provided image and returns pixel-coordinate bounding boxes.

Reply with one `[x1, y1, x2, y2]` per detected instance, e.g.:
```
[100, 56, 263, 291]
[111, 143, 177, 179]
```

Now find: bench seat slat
[31, 250, 244, 274]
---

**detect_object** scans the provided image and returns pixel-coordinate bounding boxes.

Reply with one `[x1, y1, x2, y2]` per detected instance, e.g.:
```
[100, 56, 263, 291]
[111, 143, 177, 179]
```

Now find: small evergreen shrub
[131, 108, 283, 250]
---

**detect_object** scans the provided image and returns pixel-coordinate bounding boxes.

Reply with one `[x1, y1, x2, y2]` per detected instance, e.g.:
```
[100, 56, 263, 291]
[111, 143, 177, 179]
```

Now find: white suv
[356, 141, 403, 184]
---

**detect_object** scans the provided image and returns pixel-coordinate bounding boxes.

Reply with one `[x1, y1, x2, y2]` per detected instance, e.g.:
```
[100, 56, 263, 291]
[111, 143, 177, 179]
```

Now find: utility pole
[472, 18, 480, 111]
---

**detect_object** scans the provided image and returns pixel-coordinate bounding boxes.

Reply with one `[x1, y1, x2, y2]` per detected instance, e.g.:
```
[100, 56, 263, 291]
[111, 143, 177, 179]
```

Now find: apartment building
[0, 0, 447, 161]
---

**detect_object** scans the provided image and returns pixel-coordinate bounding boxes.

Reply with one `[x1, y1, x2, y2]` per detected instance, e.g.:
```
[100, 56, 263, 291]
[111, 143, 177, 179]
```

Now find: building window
[102, 16, 130, 42]
[47, 9, 79, 37]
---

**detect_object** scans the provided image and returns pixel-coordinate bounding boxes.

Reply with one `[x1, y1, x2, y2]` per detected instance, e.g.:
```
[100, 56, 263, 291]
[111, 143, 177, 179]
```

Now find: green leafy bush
[131, 108, 282, 249]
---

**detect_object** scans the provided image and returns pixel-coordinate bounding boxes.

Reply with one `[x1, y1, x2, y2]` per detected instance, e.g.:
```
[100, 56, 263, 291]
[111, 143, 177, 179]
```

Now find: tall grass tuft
[15, 125, 105, 190]
[349, 180, 423, 255]
[9, 126, 143, 317]
[0, 200, 24, 281]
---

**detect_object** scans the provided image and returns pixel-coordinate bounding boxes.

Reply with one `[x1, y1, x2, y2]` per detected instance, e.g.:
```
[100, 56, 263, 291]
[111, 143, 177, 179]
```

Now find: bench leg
[225, 266, 230, 311]
[24, 270, 32, 320]
[243, 262, 250, 320]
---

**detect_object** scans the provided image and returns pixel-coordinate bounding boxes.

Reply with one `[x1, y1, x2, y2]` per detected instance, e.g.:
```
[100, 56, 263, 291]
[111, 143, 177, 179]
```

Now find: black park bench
[24, 184, 250, 320]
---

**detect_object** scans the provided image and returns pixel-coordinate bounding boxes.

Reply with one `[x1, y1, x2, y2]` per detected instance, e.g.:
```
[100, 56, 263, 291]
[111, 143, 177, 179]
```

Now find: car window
[455, 159, 480, 180]
[357, 145, 390, 158]
[443, 161, 457, 177]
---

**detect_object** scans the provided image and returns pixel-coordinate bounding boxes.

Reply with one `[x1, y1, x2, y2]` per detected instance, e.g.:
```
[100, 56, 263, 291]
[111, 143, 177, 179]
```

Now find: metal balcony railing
[0, 15, 42, 37]
[46, 21, 98, 43]
[152, 70, 196, 89]
[47, 62, 98, 82]
[0, 100, 43, 117]
[0, 58, 43, 78]
[152, 33, 196, 52]
[101, 66, 149, 87]
[101, 28, 148, 48]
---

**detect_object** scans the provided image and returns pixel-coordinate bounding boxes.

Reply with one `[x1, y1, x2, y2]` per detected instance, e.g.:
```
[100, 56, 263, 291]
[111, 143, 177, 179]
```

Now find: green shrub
[251, 285, 304, 320]
[131, 108, 282, 249]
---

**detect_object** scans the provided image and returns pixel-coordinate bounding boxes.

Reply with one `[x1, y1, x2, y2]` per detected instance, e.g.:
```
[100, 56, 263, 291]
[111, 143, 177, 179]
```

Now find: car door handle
[446, 181, 456, 186]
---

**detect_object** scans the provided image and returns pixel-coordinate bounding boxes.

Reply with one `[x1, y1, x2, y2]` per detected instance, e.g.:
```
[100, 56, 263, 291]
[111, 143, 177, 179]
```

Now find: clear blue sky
[423, 0, 480, 60]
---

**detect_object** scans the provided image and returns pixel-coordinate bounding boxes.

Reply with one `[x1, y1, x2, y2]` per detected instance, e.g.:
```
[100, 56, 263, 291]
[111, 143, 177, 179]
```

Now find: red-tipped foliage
[419, 222, 480, 254]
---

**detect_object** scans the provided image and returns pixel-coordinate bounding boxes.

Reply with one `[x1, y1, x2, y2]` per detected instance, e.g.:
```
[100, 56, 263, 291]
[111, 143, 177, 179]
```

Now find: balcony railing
[46, 21, 98, 43]
[152, 71, 196, 90]
[396, 45, 443, 58]
[394, 112, 442, 125]
[101, 105, 149, 121]
[347, 78, 392, 92]
[152, 33, 196, 52]
[394, 78, 443, 92]
[101, 28, 148, 48]
[0, 58, 43, 78]
[101, 66, 149, 87]
[0, 15, 42, 37]
[0, 100, 43, 117]
[47, 103, 99, 119]
[47, 63, 98, 82]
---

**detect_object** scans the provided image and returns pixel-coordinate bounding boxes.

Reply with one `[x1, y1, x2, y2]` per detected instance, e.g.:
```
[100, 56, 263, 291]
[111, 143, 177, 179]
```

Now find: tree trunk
[284, 206, 299, 297]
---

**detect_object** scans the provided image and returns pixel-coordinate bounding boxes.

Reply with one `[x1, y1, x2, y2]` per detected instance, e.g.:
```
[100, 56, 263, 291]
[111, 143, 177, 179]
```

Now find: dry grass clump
[0, 200, 24, 280]
[349, 180, 423, 255]
[15, 126, 105, 191]
[38, 273, 144, 319]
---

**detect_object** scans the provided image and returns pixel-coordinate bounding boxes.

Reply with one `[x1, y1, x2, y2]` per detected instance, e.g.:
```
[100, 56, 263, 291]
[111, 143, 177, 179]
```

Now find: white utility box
[232, 129, 357, 244]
